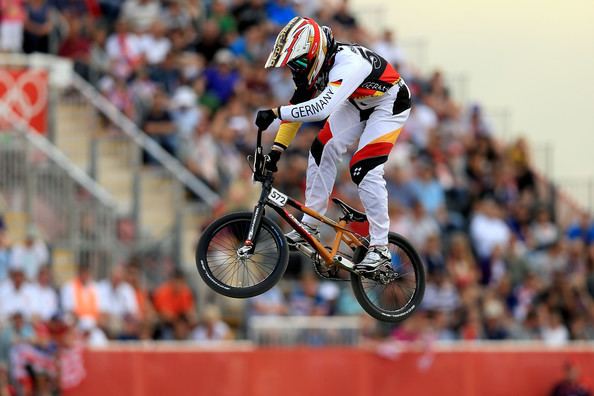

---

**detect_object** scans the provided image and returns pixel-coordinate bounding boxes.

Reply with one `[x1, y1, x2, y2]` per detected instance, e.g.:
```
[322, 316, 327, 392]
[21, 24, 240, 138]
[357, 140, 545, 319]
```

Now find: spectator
[446, 233, 478, 290]
[385, 165, 417, 208]
[403, 200, 440, 249]
[29, 266, 58, 321]
[192, 19, 225, 62]
[541, 310, 570, 346]
[96, 265, 139, 336]
[152, 269, 197, 338]
[138, 21, 171, 65]
[58, 15, 91, 78]
[141, 89, 178, 163]
[191, 305, 232, 342]
[22, 0, 53, 54]
[171, 86, 202, 142]
[0, 264, 35, 321]
[105, 19, 143, 79]
[248, 287, 287, 317]
[121, 0, 160, 33]
[567, 214, 594, 245]
[289, 272, 333, 316]
[470, 198, 511, 260]
[0, 0, 25, 52]
[0, 313, 34, 365]
[266, 0, 297, 27]
[61, 262, 101, 324]
[530, 207, 559, 248]
[411, 160, 446, 216]
[550, 362, 592, 396]
[202, 49, 240, 108]
[372, 29, 405, 68]
[333, 0, 357, 29]
[232, 0, 267, 33]
[422, 269, 460, 313]
[10, 228, 49, 281]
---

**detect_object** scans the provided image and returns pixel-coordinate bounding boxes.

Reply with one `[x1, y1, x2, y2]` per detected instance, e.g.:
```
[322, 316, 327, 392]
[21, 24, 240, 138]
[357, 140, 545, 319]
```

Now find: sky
[350, 0, 594, 207]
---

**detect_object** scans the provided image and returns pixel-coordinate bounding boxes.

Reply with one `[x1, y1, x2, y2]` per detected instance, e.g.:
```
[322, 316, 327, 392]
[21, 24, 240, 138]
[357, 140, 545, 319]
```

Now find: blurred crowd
[2, 0, 594, 391]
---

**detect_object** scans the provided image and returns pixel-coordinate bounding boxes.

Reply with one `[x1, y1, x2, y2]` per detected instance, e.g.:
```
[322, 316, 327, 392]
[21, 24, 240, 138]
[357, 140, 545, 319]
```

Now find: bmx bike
[195, 128, 425, 322]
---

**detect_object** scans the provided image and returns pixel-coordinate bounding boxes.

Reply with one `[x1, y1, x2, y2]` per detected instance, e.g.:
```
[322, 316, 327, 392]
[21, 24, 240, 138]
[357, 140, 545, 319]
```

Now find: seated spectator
[0, 263, 36, 321]
[58, 15, 91, 79]
[171, 86, 202, 142]
[152, 269, 197, 339]
[423, 233, 446, 275]
[10, 227, 48, 281]
[248, 287, 287, 317]
[96, 265, 139, 337]
[403, 200, 440, 249]
[184, 118, 222, 191]
[100, 75, 136, 120]
[470, 198, 511, 260]
[105, 19, 143, 79]
[482, 295, 510, 340]
[88, 24, 110, 83]
[446, 233, 478, 289]
[530, 207, 559, 248]
[162, 0, 194, 31]
[541, 310, 569, 346]
[121, 0, 160, 33]
[385, 165, 417, 208]
[22, 0, 53, 54]
[202, 49, 240, 108]
[422, 269, 460, 313]
[138, 21, 171, 65]
[192, 20, 225, 62]
[125, 260, 155, 324]
[566, 214, 594, 245]
[0, 0, 25, 53]
[372, 29, 405, 69]
[61, 262, 101, 325]
[0, 312, 34, 365]
[30, 266, 58, 321]
[289, 272, 334, 316]
[333, 0, 357, 29]
[266, 0, 297, 27]
[411, 160, 446, 215]
[231, 0, 267, 33]
[210, 0, 237, 35]
[141, 89, 178, 163]
[191, 305, 232, 342]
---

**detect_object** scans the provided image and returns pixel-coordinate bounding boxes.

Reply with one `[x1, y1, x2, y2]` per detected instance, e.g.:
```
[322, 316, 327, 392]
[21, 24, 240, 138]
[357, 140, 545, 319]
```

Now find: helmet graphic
[265, 17, 333, 88]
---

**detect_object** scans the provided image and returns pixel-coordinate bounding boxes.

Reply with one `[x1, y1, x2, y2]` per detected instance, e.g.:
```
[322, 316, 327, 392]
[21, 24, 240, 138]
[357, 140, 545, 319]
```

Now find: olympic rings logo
[0, 68, 48, 123]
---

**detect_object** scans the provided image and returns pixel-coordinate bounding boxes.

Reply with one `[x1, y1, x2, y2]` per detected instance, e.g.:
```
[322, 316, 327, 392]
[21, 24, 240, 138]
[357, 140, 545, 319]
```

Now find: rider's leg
[351, 87, 411, 270]
[300, 102, 363, 227]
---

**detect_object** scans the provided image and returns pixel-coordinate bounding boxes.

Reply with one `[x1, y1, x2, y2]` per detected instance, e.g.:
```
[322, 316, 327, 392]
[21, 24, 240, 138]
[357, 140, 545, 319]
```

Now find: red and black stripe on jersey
[343, 44, 400, 99]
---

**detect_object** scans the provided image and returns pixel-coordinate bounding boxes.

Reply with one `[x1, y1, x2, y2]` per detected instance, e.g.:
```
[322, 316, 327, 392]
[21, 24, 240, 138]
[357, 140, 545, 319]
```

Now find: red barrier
[70, 344, 594, 396]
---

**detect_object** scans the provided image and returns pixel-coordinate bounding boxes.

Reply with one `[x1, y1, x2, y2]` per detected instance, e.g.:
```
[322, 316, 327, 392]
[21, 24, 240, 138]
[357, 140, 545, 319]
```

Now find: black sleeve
[290, 73, 316, 104]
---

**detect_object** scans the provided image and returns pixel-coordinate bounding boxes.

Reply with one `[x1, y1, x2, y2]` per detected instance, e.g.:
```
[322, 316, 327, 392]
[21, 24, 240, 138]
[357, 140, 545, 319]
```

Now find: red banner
[69, 345, 594, 396]
[0, 68, 48, 134]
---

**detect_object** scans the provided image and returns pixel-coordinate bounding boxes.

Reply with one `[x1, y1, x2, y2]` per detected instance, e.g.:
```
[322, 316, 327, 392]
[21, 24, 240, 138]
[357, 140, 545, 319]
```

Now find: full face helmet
[265, 17, 335, 88]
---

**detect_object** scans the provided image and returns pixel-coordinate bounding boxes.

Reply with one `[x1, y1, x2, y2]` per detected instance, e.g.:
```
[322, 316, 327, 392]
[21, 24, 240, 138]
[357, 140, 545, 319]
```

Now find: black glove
[255, 109, 277, 130]
[265, 149, 282, 173]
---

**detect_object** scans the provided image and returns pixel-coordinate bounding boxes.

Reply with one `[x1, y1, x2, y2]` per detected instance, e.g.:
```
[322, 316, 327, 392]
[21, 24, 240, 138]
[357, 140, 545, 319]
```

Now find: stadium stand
[0, 0, 593, 393]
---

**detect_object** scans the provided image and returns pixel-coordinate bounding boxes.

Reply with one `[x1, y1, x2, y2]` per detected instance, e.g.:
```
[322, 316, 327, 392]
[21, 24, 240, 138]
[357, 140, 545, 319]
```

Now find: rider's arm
[277, 56, 371, 123]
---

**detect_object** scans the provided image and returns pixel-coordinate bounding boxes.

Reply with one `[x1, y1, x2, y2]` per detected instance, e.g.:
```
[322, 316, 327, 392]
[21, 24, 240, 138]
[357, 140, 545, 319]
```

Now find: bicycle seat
[332, 198, 367, 223]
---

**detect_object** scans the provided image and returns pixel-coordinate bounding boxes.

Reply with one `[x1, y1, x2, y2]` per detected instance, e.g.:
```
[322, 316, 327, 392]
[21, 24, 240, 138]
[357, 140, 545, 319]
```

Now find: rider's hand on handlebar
[265, 149, 282, 173]
[255, 109, 278, 130]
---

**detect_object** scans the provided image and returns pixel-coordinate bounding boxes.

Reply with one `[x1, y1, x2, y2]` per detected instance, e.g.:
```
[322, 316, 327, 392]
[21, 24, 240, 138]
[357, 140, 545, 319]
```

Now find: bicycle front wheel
[351, 232, 425, 323]
[195, 212, 289, 298]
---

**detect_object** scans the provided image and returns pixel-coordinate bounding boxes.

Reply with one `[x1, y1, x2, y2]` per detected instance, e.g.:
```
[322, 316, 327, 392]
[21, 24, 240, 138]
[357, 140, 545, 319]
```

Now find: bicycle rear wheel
[196, 212, 289, 298]
[351, 232, 425, 322]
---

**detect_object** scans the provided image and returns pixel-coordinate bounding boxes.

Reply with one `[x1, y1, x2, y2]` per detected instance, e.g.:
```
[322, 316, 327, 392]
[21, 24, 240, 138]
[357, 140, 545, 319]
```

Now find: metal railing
[0, 104, 122, 278]
[248, 316, 361, 346]
[70, 73, 220, 206]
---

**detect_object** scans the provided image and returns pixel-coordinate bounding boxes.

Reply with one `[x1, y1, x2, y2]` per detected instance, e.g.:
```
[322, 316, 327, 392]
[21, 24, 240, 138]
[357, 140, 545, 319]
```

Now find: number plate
[268, 188, 288, 207]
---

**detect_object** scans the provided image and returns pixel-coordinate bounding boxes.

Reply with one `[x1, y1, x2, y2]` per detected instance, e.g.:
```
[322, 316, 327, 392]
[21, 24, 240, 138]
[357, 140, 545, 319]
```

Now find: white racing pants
[301, 81, 411, 246]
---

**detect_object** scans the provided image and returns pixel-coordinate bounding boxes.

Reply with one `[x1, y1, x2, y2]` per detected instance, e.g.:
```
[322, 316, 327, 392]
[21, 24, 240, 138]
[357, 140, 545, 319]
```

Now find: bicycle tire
[196, 212, 289, 298]
[351, 232, 425, 322]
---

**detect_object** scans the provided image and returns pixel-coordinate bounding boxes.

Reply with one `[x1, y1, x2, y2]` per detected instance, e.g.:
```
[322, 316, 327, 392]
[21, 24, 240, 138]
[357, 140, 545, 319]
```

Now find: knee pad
[349, 156, 388, 185]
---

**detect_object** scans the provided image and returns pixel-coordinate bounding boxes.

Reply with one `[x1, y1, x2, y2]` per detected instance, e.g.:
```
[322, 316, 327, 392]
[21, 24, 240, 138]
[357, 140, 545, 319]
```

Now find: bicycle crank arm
[333, 255, 357, 273]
